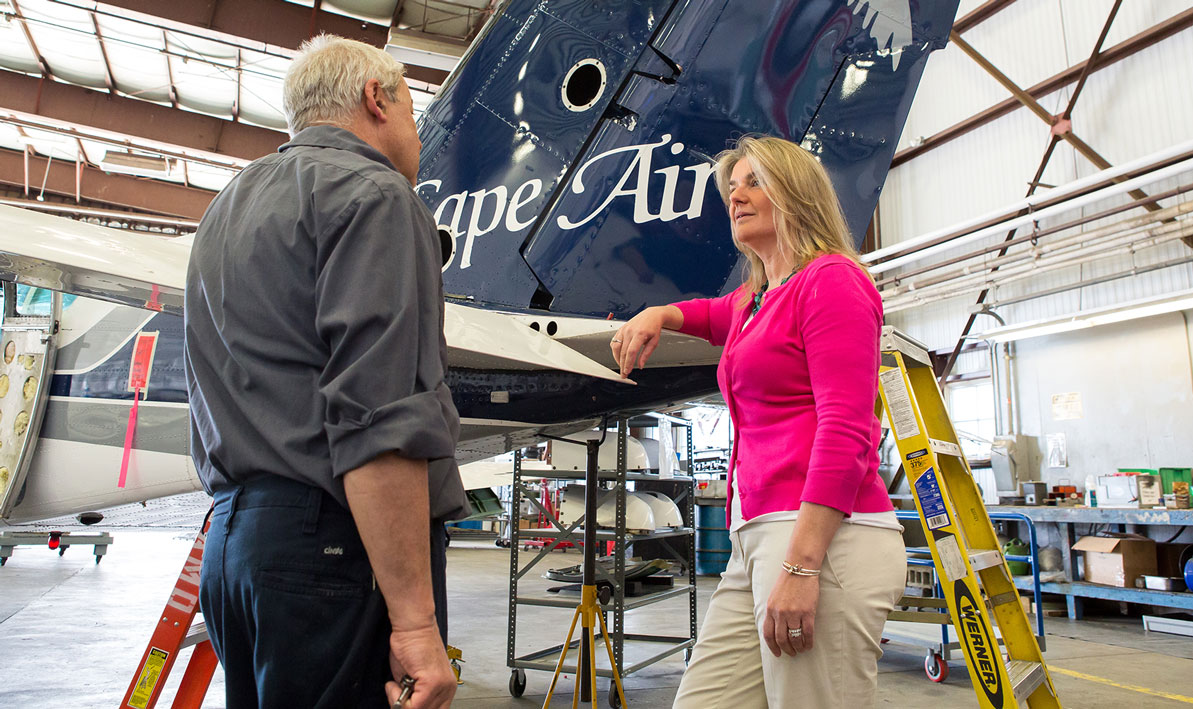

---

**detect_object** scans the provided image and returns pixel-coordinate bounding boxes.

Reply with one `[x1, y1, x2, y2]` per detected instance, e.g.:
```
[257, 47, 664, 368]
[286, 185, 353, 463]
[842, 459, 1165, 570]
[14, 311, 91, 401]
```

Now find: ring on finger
[787, 627, 802, 638]
[611, 338, 622, 343]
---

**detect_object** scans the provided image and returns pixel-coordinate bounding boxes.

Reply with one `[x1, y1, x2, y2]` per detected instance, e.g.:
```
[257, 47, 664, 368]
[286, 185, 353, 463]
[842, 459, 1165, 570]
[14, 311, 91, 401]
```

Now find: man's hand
[345, 453, 448, 705]
[385, 624, 456, 709]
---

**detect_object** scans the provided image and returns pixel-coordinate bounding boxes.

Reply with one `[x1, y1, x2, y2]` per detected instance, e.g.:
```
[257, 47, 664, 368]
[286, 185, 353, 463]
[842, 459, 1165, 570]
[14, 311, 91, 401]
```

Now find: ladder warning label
[935, 534, 967, 582]
[128, 647, 169, 708]
[879, 369, 920, 441]
[914, 468, 950, 530]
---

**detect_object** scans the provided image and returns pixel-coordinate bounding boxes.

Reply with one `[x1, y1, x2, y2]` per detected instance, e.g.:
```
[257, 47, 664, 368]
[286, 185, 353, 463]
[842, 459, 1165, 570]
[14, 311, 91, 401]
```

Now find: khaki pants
[673, 520, 906, 708]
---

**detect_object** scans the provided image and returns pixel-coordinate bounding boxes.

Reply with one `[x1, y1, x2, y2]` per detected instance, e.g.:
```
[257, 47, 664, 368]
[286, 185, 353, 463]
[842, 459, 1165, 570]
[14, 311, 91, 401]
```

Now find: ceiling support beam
[0, 71, 287, 162]
[96, 0, 387, 47]
[935, 1, 1160, 382]
[11, 0, 52, 79]
[91, 12, 118, 94]
[893, 7, 1193, 167]
[952, 0, 1017, 35]
[162, 29, 180, 109]
[0, 147, 215, 219]
[0, 114, 247, 171]
[0, 195, 199, 230]
[949, 27, 1160, 213]
[93, 0, 450, 85]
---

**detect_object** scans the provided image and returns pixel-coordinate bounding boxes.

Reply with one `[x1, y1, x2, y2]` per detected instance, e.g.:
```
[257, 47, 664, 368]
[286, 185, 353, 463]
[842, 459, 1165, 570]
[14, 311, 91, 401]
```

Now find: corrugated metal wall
[880, 0, 1193, 349]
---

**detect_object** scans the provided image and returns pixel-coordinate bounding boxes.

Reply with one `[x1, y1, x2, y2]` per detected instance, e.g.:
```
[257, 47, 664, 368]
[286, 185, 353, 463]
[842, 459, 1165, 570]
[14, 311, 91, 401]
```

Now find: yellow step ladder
[877, 326, 1061, 708]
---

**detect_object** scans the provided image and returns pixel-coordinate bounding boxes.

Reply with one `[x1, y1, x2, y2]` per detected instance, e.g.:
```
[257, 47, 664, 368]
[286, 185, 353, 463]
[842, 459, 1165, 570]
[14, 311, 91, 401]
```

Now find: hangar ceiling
[0, 0, 1184, 237]
[0, 0, 491, 220]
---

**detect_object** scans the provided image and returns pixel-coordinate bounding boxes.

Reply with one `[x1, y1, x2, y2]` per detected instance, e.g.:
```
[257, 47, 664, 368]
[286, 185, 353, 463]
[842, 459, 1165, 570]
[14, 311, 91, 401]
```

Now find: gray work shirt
[184, 125, 467, 521]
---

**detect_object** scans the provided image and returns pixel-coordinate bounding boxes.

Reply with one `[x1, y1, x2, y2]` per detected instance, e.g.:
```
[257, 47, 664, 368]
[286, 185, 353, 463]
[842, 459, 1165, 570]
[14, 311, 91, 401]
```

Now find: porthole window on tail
[562, 59, 607, 112]
[437, 227, 457, 272]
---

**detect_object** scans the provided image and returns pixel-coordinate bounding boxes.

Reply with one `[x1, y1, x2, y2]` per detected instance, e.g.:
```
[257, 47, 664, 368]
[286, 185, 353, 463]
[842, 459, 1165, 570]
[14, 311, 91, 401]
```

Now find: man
[184, 35, 466, 709]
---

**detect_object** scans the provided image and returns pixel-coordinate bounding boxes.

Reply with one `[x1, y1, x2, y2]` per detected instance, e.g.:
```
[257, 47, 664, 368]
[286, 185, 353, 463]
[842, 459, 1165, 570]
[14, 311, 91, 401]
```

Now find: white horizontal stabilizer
[505, 313, 723, 369]
[446, 303, 632, 384]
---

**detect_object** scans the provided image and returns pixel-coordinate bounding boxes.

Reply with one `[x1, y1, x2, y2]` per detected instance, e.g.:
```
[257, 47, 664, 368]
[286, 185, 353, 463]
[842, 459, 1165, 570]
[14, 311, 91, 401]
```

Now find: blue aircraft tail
[416, 0, 957, 319]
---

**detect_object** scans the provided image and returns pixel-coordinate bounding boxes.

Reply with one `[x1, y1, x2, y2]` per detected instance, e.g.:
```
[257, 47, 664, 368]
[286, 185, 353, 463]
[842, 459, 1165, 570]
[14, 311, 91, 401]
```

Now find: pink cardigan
[674, 254, 892, 525]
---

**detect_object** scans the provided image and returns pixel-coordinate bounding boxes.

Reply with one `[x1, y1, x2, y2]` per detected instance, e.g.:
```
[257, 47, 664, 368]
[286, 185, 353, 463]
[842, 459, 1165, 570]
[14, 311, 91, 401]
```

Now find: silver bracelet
[782, 560, 821, 577]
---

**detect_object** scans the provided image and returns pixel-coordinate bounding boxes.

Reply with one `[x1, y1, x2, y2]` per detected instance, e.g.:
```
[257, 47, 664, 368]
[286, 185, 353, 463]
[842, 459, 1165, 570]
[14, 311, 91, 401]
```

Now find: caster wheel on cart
[924, 653, 949, 683]
[609, 689, 622, 709]
[598, 585, 613, 605]
[509, 669, 527, 698]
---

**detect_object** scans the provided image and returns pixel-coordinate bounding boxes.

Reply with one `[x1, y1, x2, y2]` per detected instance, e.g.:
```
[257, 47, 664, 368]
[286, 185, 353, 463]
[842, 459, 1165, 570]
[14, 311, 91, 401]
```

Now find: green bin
[1159, 467, 1192, 495]
[1116, 467, 1158, 476]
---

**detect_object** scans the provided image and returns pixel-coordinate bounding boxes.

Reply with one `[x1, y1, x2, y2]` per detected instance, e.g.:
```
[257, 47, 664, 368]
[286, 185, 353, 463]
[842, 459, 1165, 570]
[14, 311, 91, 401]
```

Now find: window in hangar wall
[946, 379, 995, 460]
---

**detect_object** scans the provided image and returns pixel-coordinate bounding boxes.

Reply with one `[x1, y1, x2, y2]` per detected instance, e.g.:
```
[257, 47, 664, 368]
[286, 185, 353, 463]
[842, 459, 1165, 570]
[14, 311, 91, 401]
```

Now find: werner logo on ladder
[876, 327, 1062, 709]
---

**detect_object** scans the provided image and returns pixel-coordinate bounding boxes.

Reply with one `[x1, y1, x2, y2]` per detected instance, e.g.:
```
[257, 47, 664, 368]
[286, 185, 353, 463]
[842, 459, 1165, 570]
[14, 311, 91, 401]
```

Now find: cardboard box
[1072, 534, 1157, 588]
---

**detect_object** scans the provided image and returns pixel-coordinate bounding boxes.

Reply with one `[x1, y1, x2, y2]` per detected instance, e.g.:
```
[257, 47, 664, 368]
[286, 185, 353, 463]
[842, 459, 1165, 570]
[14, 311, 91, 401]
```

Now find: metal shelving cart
[505, 417, 697, 706]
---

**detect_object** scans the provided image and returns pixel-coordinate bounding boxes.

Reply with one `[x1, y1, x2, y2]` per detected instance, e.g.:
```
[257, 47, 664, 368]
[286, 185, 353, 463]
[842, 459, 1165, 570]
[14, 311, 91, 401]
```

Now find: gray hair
[283, 35, 406, 135]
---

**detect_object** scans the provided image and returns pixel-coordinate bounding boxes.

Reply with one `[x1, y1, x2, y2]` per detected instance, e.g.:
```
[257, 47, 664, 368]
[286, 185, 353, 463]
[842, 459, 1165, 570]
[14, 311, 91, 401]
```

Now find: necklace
[750, 265, 799, 316]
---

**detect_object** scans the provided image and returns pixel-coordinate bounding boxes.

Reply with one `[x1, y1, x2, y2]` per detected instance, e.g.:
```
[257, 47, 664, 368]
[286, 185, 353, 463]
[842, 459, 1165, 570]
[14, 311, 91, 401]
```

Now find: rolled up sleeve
[314, 180, 458, 478]
[673, 289, 741, 346]
[798, 262, 882, 514]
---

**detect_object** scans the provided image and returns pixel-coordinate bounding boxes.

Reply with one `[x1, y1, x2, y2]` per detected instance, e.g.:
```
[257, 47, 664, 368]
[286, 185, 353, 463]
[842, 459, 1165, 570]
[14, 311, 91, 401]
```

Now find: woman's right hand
[611, 306, 670, 378]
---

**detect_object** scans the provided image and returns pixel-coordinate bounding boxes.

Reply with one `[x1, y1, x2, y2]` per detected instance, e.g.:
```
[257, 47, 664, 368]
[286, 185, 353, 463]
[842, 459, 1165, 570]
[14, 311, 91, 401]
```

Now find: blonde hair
[283, 35, 406, 135]
[714, 135, 867, 305]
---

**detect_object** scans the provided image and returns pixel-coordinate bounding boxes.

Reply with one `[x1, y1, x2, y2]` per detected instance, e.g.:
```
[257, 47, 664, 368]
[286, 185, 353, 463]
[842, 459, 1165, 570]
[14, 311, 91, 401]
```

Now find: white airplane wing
[0, 205, 630, 382]
[0, 204, 188, 313]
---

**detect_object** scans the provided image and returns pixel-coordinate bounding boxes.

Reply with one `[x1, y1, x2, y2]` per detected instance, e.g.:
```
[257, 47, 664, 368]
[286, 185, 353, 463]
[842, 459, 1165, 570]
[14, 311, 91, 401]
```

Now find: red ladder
[121, 509, 218, 709]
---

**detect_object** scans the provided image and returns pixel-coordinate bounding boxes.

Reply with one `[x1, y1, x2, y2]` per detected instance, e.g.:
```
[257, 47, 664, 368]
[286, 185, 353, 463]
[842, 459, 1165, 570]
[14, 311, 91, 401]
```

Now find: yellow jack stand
[542, 585, 627, 709]
[539, 435, 629, 709]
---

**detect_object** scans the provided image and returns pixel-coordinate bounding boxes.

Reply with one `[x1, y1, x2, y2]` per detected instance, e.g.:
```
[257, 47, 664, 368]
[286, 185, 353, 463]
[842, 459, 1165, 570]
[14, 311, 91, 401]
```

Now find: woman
[612, 136, 906, 708]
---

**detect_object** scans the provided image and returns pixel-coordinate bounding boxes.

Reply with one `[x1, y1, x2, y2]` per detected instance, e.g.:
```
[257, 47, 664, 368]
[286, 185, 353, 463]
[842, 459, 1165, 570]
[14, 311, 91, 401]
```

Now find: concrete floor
[2, 494, 1192, 707]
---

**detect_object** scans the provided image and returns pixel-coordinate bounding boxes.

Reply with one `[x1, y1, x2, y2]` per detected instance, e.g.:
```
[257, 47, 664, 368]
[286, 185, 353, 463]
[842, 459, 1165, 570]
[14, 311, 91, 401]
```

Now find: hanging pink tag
[119, 332, 159, 488]
[118, 388, 140, 489]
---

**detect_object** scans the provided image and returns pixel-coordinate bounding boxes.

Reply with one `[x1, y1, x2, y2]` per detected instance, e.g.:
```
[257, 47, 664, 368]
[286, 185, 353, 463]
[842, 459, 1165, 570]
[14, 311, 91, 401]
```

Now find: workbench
[988, 505, 1193, 619]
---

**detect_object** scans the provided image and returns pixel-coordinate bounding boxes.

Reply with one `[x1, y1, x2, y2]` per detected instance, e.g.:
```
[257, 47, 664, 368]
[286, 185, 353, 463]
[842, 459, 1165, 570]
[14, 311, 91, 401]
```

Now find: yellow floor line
[1052, 667, 1193, 704]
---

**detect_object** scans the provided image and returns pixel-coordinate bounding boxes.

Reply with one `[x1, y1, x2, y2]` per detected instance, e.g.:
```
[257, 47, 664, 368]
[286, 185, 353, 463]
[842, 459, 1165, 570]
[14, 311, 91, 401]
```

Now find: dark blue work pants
[199, 476, 448, 708]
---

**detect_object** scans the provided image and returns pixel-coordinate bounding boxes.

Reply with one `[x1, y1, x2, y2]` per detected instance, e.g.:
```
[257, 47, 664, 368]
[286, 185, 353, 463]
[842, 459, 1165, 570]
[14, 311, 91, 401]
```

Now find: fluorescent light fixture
[100, 151, 172, 177]
[981, 289, 1193, 342]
